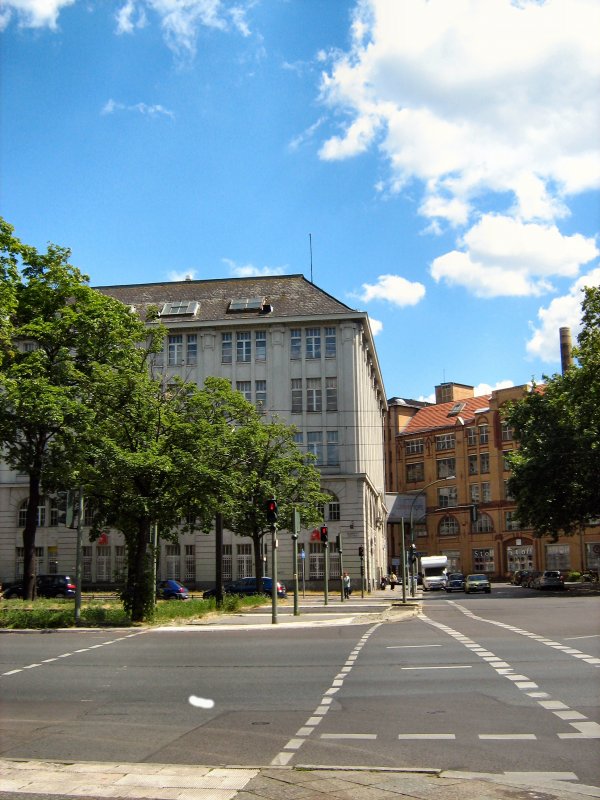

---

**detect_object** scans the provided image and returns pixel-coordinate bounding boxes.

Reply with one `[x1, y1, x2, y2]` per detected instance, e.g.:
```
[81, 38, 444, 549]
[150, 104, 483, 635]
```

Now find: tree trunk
[252, 528, 264, 594]
[124, 518, 153, 622]
[22, 472, 42, 600]
[215, 512, 223, 607]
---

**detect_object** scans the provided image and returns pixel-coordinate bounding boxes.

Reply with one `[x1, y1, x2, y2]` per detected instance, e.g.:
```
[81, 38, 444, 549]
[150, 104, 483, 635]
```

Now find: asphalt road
[1, 588, 599, 789]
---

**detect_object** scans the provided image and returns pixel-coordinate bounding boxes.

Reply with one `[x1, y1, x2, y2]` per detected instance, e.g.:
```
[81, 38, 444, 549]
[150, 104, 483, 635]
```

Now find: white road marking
[321, 733, 377, 740]
[478, 734, 537, 740]
[386, 644, 442, 648]
[188, 695, 214, 709]
[398, 733, 455, 740]
[400, 665, 472, 670]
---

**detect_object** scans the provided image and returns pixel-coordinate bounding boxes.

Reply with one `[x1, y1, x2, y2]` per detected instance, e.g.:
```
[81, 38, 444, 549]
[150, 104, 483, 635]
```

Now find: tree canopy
[506, 286, 600, 537]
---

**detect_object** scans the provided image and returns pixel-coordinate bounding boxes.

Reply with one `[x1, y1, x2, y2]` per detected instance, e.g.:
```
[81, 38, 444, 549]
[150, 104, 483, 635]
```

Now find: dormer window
[228, 297, 265, 312]
[160, 301, 199, 316]
[448, 401, 465, 417]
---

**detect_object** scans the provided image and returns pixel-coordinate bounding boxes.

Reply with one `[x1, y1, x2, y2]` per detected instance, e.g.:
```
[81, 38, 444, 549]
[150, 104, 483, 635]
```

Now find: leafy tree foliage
[0, 218, 150, 600]
[506, 286, 600, 537]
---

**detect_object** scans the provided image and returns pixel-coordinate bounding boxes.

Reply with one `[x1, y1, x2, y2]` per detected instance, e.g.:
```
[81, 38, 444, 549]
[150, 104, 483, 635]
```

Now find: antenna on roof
[309, 233, 313, 284]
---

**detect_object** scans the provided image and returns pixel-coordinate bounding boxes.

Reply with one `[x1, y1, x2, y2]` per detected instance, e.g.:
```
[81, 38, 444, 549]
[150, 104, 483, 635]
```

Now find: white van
[420, 555, 448, 590]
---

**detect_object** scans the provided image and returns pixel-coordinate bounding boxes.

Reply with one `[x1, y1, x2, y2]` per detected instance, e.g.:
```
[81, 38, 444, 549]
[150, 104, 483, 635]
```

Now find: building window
[307, 378, 322, 412]
[293, 432, 303, 448]
[439, 515, 460, 536]
[186, 334, 197, 365]
[472, 513, 494, 533]
[82, 546, 92, 582]
[236, 331, 251, 363]
[168, 335, 183, 366]
[325, 377, 337, 411]
[305, 328, 321, 359]
[115, 546, 126, 582]
[470, 484, 480, 503]
[443, 550, 461, 572]
[255, 330, 267, 361]
[309, 542, 324, 579]
[18, 499, 46, 528]
[327, 430, 339, 465]
[185, 544, 196, 582]
[405, 438, 424, 454]
[501, 422, 514, 441]
[502, 450, 513, 471]
[237, 543, 252, 578]
[290, 329, 301, 359]
[291, 379, 302, 413]
[504, 480, 514, 501]
[222, 545, 232, 581]
[96, 546, 111, 582]
[406, 462, 424, 482]
[505, 511, 522, 531]
[437, 457, 456, 479]
[255, 380, 267, 411]
[327, 499, 341, 521]
[307, 431, 323, 465]
[438, 485, 458, 508]
[436, 433, 455, 451]
[468, 454, 478, 475]
[325, 327, 336, 358]
[479, 424, 489, 444]
[221, 332, 232, 363]
[236, 381, 252, 402]
[481, 482, 491, 502]
[466, 427, 477, 446]
[480, 452, 490, 473]
[473, 547, 494, 572]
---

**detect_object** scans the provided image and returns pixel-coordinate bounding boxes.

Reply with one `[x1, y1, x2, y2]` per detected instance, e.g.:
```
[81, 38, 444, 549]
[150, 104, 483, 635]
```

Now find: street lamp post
[408, 475, 456, 597]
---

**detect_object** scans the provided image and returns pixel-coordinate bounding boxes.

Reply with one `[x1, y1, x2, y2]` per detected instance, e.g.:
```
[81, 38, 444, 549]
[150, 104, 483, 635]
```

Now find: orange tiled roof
[401, 395, 492, 435]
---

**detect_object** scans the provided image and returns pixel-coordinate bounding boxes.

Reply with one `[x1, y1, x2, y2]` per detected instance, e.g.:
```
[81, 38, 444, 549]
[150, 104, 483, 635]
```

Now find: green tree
[0, 218, 151, 600]
[506, 286, 600, 537]
[224, 417, 329, 591]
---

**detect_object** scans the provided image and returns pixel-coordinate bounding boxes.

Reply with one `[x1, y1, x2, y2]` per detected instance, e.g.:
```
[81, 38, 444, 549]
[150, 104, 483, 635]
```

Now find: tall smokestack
[560, 327, 573, 374]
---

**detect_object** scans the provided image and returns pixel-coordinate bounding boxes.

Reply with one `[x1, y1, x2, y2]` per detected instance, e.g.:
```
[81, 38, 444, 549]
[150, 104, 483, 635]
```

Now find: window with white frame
[185, 545, 196, 582]
[466, 427, 477, 446]
[472, 513, 494, 533]
[325, 327, 336, 358]
[405, 438, 424, 454]
[438, 485, 458, 507]
[307, 431, 323, 465]
[406, 462, 424, 482]
[501, 421, 514, 441]
[504, 480, 514, 500]
[443, 550, 461, 571]
[309, 542, 324, 579]
[327, 498, 340, 521]
[236, 331, 251, 362]
[81, 546, 92, 581]
[325, 377, 337, 411]
[168, 335, 183, 366]
[255, 380, 267, 411]
[96, 546, 112, 582]
[186, 334, 197, 365]
[472, 547, 494, 572]
[468, 454, 478, 475]
[481, 482, 491, 502]
[437, 457, 455, 479]
[505, 511, 522, 531]
[545, 544, 571, 570]
[480, 452, 490, 473]
[439, 515, 460, 536]
[166, 544, 180, 579]
[436, 433, 455, 451]
[255, 330, 266, 361]
[305, 328, 321, 359]
[114, 546, 126, 581]
[327, 430, 339, 465]
[479, 424, 489, 444]
[221, 332, 232, 363]
[293, 431, 303, 448]
[502, 450, 512, 471]
[15, 546, 43, 579]
[222, 544, 232, 581]
[307, 378, 322, 412]
[236, 381, 252, 402]
[290, 329, 301, 359]
[237, 543, 253, 577]
[470, 484, 480, 503]
[47, 545, 58, 574]
[291, 379, 302, 413]
[18, 499, 46, 527]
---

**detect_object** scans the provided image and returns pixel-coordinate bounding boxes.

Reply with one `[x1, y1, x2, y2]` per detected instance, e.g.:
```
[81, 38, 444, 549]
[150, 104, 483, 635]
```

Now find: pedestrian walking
[390, 571, 398, 590]
[343, 571, 351, 599]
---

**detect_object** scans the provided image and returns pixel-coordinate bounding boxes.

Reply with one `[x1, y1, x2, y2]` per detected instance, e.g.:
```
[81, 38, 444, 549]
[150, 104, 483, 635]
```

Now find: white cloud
[318, 0, 600, 225]
[222, 258, 286, 278]
[472, 380, 514, 396]
[0, 0, 75, 30]
[368, 316, 383, 335]
[358, 274, 426, 307]
[168, 269, 197, 281]
[101, 99, 175, 119]
[430, 214, 599, 298]
[526, 267, 600, 362]
[115, 0, 146, 34]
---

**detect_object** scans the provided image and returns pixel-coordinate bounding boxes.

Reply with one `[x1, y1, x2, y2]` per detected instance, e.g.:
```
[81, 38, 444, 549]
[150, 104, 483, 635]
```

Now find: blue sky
[1, 0, 599, 401]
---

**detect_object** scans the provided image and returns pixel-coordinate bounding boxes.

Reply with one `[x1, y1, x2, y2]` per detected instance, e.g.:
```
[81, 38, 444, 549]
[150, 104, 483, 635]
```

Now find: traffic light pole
[400, 518, 407, 605]
[292, 509, 300, 616]
[338, 534, 344, 603]
[271, 522, 278, 625]
[74, 488, 84, 625]
[323, 542, 329, 606]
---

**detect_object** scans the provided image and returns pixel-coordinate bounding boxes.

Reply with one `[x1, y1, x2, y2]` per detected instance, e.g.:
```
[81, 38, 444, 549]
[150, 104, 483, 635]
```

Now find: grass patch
[0, 593, 269, 629]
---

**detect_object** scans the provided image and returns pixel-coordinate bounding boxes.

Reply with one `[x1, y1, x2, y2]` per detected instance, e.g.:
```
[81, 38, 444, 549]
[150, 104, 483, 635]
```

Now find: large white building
[0, 275, 388, 591]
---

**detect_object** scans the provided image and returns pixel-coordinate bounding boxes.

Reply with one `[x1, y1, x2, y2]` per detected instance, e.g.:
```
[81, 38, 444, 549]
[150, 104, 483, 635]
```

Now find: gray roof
[96, 274, 357, 323]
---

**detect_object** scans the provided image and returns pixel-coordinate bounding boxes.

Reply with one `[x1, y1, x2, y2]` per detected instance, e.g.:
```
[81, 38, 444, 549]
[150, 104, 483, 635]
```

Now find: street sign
[300, 550, 305, 559]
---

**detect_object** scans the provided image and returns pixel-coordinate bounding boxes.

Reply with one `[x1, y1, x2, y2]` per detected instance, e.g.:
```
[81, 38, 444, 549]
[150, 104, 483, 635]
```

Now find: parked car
[444, 573, 465, 592]
[464, 574, 491, 594]
[2, 574, 76, 599]
[157, 579, 190, 600]
[512, 569, 534, 586]
[531, 570, 565, 590]
[203, 576, 287, 599]
[522, 570, 542, 588]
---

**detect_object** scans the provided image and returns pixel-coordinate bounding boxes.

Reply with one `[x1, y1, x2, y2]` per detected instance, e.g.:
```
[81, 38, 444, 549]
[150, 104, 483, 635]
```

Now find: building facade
[385, 382, 600, 579]
[0, 275, 388, 590]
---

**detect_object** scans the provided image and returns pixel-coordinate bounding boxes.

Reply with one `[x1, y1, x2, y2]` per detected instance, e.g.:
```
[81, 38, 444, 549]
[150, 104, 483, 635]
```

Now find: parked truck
[420, 555, 448, 590]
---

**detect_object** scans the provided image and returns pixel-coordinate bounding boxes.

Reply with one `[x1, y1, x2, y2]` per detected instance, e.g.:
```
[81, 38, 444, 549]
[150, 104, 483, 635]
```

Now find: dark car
[444, 573, 465, 592]
[2, 574, 76, 599]
[203, 576, 287, 599]
[512, 569, 534, 586]
[531, 570, 565, 590]
[522, 570, 542, 588]
[157, 579, 190, 600]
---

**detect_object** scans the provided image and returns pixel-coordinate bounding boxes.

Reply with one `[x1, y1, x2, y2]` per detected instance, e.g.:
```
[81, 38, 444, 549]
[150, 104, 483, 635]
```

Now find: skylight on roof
[448, 401, 466, 416]
[228, 296, 265, 312]
[160, 301, 199, 316]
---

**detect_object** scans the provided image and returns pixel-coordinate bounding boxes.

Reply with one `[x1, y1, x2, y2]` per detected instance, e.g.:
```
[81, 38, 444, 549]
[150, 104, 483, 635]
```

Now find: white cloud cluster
[101, 99, 175, 118]
[168, 269, 197, 281]
[359, 274, 426, 307]
[222, 258, 286, 278]
[0, 0, 74, 30]
[526, 267, 600, 362]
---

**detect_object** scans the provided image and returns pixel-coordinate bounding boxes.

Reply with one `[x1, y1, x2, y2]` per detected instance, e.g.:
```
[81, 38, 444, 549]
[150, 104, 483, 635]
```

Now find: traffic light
[55, 491, 75, 528]
[320, 525, 328, 543]
[335, 534, 341, 552]
[470, 504, 479, 523]
[409, 543, 417, 564]
[358, 546, 364, 558]
[265, 497, 278, 523]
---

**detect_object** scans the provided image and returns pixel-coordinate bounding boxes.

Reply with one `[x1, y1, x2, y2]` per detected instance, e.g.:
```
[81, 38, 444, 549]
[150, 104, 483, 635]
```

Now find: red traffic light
[320, 525, 328, 543]
[265, 498, 278, 523]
